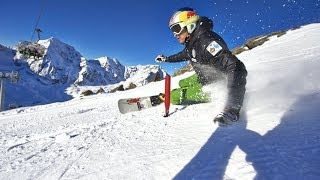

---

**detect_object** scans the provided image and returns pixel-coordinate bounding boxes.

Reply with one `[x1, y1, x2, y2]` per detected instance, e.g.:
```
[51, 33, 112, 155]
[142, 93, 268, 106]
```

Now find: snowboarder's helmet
[169, 7, 199, 35]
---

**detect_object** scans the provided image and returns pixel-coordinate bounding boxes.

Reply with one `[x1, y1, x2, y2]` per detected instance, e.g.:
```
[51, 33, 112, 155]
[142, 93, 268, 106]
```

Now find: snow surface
[1, 23, 320, 179]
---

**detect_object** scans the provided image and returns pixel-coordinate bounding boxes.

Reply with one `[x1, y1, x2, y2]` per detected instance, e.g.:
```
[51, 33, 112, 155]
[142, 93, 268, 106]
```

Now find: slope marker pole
[163, 74, 171, 117]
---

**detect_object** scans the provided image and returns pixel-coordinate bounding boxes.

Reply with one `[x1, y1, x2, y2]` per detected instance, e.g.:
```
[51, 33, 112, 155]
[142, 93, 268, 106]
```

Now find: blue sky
[1, 0, 319, 74]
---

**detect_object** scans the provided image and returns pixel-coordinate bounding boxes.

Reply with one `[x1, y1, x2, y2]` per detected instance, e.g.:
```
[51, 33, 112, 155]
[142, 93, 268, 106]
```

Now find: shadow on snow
[174, 93, 320, 179]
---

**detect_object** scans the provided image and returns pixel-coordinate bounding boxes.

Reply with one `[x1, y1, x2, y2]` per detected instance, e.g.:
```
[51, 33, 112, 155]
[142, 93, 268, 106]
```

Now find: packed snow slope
[1, 23, 320, 179]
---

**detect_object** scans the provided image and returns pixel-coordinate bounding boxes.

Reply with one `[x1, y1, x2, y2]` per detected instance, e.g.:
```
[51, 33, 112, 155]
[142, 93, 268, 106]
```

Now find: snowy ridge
[124, 65, 166, 88]
[75, 57, 126, 86]
[0, 23, 319, 179]
[98, 56, 126, 83]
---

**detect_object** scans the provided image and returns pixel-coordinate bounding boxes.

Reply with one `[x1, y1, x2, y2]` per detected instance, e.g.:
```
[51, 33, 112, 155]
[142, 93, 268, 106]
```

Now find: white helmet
[169, 7, 199, 35]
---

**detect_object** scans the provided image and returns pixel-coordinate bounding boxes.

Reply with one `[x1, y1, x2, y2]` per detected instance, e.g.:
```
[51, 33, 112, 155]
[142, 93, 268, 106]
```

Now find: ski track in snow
[0, 24, 320, 179]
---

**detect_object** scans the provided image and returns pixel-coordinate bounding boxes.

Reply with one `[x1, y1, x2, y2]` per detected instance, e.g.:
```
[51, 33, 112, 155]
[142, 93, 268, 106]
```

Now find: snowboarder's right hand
[155, 55, 167, 63]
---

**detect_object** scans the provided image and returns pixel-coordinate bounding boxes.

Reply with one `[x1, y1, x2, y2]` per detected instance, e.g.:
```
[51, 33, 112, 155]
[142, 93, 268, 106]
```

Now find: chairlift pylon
[35, 28, 42, 41]
[30, 0, 48, 42]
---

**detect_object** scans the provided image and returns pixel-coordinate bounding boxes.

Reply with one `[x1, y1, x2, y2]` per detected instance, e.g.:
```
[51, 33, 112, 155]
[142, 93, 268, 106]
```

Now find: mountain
[0, 38, 165, 109]
[0, 23, 319, 179]
[15, 38, 82, 84]
[75, 57, 126, 86]
[124, 65, 165, 88]
[75, 57, 165, 88]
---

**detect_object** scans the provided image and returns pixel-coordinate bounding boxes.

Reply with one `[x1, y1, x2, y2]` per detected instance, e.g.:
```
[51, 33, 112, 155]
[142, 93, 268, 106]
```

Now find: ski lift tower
[35, 28, 42, 41]
[0, 71, 19, 111]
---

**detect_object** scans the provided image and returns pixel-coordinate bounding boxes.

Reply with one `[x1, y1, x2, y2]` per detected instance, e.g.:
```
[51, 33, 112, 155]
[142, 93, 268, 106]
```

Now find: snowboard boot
[150, 93, 165, 106]
[213, 108, 240, 126]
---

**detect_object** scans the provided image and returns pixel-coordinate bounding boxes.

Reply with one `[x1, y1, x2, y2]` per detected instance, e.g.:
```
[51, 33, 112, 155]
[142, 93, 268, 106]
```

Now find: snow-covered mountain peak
[37, 37, 61, 48]
[96, 56, 126, 81]
[96, 56, 122, 68]
[75, 57, 126, 86]
[122, 64, 166, 88]
[39, 37, 82, 64]
[17, 37, 82, 84]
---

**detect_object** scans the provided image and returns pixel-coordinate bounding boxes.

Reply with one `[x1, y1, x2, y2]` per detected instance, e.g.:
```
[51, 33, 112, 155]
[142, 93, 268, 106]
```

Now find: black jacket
[167, 16, 247, 86]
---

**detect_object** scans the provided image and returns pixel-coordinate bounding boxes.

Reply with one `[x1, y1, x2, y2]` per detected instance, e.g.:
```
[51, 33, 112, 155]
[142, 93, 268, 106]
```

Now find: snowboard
[118, 94, 164, 114]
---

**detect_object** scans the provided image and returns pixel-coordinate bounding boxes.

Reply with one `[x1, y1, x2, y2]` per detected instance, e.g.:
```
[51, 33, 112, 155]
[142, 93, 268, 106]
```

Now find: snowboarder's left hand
[155, 55, 167, 63]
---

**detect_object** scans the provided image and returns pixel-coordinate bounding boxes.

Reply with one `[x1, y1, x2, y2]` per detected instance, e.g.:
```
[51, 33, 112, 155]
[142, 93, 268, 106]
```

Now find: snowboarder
[155, 7, 247, 126]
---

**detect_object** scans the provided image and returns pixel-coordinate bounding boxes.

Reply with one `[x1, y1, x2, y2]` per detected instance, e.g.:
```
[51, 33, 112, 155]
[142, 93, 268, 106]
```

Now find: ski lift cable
[30, 0, 48, 41]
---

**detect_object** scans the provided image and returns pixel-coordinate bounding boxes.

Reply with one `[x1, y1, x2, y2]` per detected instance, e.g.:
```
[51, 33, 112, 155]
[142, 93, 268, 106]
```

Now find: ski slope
[1, 24, 320, 179]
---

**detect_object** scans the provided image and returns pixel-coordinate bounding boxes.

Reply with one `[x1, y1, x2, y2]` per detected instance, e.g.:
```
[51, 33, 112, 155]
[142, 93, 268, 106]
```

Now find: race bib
[206, 41, 222, 57]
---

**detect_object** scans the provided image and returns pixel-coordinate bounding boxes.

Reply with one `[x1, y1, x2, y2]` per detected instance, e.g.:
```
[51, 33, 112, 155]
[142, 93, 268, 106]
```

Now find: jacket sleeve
[166, 48, 190, 62]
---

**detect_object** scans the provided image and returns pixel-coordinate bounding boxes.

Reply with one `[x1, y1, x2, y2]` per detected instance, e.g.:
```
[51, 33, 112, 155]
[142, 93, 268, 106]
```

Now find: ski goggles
[169, 22, 186, 35]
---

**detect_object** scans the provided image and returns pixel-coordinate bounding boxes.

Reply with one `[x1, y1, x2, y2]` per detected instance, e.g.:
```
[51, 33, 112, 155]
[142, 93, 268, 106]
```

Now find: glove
[155, 54, 168, 63]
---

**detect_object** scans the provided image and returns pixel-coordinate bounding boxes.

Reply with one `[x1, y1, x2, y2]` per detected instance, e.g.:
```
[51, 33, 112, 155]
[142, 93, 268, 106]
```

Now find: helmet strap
[183, 35, 191, 44]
